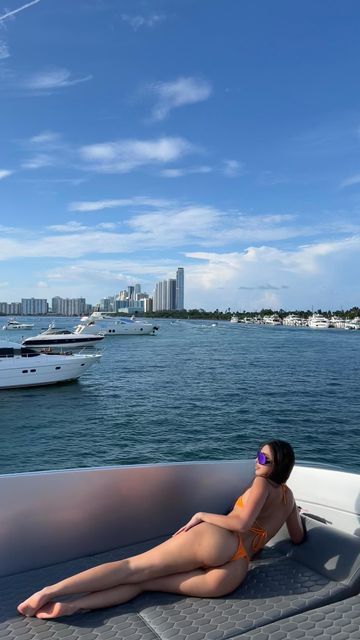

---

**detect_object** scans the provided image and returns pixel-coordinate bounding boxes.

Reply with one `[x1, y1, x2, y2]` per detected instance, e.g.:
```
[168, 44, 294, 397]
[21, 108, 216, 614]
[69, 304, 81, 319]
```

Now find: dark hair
[260, 439, 295, 485]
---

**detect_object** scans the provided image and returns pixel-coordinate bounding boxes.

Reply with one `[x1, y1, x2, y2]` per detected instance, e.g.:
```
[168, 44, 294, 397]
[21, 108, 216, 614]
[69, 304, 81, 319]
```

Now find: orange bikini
[231, 484, 287, 561]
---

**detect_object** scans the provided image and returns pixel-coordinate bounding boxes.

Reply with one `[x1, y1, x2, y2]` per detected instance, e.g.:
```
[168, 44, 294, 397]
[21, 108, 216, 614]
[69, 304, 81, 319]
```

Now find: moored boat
[345, 317, 360, 330]
[307, 313, 330, 329]
[2, 318, 34, 330]
[0, 340, 101, 389]
[74, 311, 158, 336]
[22, 324, 105, 350]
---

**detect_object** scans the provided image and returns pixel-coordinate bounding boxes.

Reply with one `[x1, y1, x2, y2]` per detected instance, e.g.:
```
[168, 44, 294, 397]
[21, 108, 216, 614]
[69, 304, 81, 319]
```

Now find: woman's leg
[34, 559, 249, 619]
[18, 523, 239, 616]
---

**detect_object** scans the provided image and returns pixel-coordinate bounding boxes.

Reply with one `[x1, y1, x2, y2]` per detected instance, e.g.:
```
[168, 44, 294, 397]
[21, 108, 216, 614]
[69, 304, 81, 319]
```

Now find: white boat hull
[75, 315, 157, 336]
[22, 337, 104, 350]
[0, 352, 101, 389]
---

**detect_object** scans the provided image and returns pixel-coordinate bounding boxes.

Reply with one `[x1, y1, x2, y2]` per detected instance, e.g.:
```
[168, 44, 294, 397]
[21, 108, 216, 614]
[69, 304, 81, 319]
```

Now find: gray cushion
[269, 516, 360, 592]
[0, 533, 354, 640]
[234, 593, 360, 639]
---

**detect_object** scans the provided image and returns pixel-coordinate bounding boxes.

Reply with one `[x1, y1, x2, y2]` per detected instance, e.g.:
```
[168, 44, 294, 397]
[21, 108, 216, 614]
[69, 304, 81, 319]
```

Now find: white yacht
[1, 460, 359, 638]
[307, 313, 330, 329]
[230, 315, 239, 323]
[2, 318, 34, 330]
[345, 317, 360, 330]
[75, 312, 158, 336]
[283, 314, 306, 327]
[22, 324, 104, 350]
[0, 340, 101, 389]
[262, 314, 283, 325]
[330, 315, 346, 329]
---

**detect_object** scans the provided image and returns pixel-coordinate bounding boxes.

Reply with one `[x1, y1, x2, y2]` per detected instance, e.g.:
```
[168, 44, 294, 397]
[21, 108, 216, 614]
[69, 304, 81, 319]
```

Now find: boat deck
[1, 517, 359, 640]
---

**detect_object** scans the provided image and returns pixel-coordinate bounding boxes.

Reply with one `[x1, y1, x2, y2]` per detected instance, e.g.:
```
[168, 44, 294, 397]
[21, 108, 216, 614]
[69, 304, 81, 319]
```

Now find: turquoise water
[1, 318, 359, 474]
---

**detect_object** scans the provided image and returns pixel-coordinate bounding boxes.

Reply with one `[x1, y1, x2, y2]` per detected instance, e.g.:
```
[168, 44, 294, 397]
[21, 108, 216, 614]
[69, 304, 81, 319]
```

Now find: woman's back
[232, 479, 295, 559]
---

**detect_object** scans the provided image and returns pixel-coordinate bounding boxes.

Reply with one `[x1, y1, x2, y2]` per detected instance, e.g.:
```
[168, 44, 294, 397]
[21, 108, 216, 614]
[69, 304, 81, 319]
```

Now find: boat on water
[263, 314, 283, 325]
[22, 324, 105, 350]
[0, 340, 101, 389]
[0, 459, 359, 638]
[74, 311, 159, 336]
[307, 314, 330, 329]
[230, 315, 239, 323]
[2, 318, 34, 330]
[283, 314, 306, 327]
[345, 317, 360, 330]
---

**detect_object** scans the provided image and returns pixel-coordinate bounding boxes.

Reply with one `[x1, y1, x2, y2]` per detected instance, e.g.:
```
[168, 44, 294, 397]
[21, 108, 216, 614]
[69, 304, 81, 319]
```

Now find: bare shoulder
[251, 476, 271, 495]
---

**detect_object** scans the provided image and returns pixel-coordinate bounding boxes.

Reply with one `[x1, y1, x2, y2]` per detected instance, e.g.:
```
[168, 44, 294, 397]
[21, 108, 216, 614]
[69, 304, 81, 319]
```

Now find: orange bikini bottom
[231, 525, 267, 562]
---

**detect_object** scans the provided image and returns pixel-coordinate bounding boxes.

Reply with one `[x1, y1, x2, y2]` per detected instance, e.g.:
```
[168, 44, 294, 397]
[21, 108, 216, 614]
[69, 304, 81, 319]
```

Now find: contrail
[0, 0, 41, 23]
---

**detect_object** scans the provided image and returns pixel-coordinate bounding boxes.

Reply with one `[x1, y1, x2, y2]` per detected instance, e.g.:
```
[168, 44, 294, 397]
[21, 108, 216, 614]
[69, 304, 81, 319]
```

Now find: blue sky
[0, 0, 360, 311]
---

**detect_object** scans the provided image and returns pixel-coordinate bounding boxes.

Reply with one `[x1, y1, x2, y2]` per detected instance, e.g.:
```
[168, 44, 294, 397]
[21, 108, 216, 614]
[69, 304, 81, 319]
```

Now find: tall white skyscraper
[153, 268, 184, 311]
[176, 267, 184, 310]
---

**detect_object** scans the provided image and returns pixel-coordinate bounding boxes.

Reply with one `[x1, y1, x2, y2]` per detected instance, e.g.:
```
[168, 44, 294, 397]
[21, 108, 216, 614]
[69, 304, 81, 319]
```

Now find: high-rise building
[176, 267, 185, 310]
[51, 297, 86, 316]
[21, 298, 48, 315]
[153, 270, 184, 311]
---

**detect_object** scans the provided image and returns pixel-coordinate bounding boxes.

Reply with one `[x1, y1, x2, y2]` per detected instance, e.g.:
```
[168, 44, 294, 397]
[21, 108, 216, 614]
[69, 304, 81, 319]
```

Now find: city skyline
[1, 2, 360, 311]
[0, 266, 185, 314]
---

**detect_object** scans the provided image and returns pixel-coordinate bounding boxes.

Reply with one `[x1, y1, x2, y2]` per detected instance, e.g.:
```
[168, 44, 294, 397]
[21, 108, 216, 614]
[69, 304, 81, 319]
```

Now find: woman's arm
[173, 477, 269, 535]
[286, 502, 306, 544]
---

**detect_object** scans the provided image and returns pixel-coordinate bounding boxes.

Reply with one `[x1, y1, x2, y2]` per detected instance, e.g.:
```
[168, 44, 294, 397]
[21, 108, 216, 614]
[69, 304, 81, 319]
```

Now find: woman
[17, 440, 305, 619]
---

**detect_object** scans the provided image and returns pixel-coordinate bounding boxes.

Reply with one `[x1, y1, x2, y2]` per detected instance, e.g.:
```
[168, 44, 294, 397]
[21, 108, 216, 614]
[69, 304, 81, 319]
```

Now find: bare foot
[17, 589, 51, 617]
[35, 601, 85, 619]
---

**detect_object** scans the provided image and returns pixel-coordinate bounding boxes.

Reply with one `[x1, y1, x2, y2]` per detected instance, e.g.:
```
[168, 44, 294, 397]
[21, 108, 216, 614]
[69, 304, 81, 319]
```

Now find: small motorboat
[22, 324, 104, 350]
[2, 318, 34, 331]
[0, 340, 101, 389]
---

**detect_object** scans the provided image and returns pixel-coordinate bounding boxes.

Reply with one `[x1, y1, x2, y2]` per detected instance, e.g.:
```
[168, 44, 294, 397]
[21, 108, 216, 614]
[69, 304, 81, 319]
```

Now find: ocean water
[1, 318, 359, 475]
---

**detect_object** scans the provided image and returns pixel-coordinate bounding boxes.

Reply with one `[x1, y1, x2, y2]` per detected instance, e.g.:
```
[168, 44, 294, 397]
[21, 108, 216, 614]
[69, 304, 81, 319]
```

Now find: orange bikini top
[234, 483, 287, 554]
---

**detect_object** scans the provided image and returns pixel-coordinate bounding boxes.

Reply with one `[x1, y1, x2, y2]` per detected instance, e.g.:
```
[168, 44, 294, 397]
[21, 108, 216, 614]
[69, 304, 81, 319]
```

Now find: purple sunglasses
[257, 451, 273, 466]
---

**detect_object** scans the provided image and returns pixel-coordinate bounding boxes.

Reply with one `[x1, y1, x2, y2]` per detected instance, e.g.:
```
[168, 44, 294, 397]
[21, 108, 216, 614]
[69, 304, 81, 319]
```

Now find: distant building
[21, 298, 48, 315]
[0, 302, 22, 315]
[143, 297, 153, 313]
[51, 297, 86, 316]
[153, 268, 185, 311]
[176, 267, 185, 310]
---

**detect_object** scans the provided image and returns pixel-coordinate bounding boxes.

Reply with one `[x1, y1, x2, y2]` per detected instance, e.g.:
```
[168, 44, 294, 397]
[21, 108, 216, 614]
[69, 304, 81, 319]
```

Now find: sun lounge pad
[0, 519, 359, 640]
[236, 593, 360, 639]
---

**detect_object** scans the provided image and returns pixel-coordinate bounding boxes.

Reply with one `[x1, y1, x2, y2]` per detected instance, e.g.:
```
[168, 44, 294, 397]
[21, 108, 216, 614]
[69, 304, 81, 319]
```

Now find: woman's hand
[173, 512, 204, 536]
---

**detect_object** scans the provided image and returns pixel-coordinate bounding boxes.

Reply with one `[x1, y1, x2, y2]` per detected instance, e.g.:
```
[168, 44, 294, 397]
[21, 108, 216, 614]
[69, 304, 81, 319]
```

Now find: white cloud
[21, 154, 55, 169]
[223, 159, 244, 177]
[160, 166, 212, 178]
[339, 173, 360, 188]
[121, 14, 165, 31]
[184, 235, 360, 309]
[46, 222, 89, 233]
[0, 41, 10, 59]
[30, 131, 60, 144]
[0, 0, 41, 23]
[149, 77, 212, 121]
[69, 199, 139, 212]
[24, 68, 92, 90]
[69, 197, 173, 212]
[0, 169, 13, 180]
[79, 136, 195, 173]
